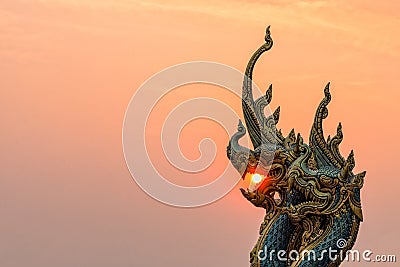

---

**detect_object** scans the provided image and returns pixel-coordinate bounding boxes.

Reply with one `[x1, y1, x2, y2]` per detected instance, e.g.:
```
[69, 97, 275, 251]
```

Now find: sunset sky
[1, 1, 399, 266]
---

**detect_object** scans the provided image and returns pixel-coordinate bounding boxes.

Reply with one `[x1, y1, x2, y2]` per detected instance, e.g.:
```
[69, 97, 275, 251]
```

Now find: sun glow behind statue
[247, 173, 265, 192]
[251, 173, 263, 183]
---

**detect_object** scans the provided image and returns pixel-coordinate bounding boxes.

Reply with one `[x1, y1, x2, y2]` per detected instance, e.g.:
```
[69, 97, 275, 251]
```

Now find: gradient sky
[1, 1, 399, 266]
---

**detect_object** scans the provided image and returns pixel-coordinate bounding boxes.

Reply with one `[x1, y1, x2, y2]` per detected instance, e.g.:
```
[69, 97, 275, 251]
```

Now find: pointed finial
[265, 25, 273, 44]
[265, 84, 273, 104]
[348, 150, 355, 169]
[324, 82, 331, 94]
[337, 122, 343, 136]
[339, 150, 356, 181]
[237, 119, 245, 132]
[273, 106, 280, 123]
[358, 171, 366, 179]
[266, 84, 272, 95]
[288, 129, 296, 141]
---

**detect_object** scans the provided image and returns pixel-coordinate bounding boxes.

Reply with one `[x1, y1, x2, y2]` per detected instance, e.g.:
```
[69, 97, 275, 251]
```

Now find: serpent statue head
[227, 26, 365, 267]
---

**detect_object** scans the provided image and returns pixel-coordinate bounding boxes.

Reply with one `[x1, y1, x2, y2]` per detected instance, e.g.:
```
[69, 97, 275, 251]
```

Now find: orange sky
[1, 1, 399, 266]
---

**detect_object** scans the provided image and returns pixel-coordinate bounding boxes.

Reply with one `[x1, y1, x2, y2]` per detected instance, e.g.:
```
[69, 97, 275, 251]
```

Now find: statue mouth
[244, 162, 284, 193]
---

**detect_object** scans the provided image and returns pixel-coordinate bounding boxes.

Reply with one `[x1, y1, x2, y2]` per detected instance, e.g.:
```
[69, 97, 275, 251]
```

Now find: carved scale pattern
[227, 26, 366, 267]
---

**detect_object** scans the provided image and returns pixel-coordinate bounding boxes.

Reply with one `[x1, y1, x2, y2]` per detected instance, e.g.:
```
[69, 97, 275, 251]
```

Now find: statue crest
[227, 26, 365, 267]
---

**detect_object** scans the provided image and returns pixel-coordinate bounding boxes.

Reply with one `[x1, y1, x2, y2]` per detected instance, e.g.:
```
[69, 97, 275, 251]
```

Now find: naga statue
[227, 26, 365, 267]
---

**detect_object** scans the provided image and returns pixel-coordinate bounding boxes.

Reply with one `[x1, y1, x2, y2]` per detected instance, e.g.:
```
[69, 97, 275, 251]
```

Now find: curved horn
[242, 26, 273, 149]
[309, 83, 344, 169]
[227, 120, 255, 177]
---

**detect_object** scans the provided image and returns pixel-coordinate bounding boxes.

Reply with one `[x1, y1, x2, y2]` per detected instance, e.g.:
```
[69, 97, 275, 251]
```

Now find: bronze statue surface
[227, 26, 365, 267]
